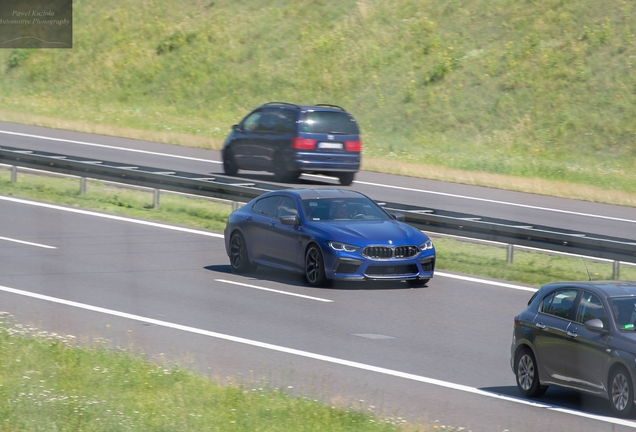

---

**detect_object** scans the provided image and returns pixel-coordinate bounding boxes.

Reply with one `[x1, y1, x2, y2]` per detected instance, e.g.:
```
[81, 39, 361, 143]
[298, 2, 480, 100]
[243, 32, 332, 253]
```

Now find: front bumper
[325, 252, 435, 282]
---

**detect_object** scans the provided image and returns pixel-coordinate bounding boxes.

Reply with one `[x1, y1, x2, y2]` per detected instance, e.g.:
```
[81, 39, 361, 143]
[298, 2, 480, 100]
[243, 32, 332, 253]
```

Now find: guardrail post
[232, 201, 240, 212]
[11, 165, 17, 183]
[613, 261, 620, 280]
[507, 244, 514, 264]
[80, 177, 86, 195]
[153, 189, 160, 209]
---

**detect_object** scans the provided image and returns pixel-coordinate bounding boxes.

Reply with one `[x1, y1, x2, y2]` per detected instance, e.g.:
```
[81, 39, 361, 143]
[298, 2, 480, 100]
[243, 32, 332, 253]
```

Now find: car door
[532, 288, 580, 383]
[566, 291, 613, 393]
[256, 108, 297, 172]
[245, 196, 281, 261]
[232, 111, 263, 170]
[267, 196, 302, 268]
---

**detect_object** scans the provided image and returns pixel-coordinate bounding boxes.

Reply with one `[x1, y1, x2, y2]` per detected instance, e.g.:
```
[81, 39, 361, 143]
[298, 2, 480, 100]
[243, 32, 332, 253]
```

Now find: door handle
[566, 331, 578, 338]
[535, 323, 546, 329]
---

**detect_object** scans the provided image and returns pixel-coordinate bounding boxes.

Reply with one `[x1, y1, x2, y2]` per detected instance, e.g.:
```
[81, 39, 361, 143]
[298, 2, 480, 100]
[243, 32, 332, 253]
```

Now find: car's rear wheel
[338, 172, 355, 186]
[273, 153, 298, 182]
[305, 244, 328, 287]
[609, 366, 634, 417]
[229, 232, 254, 273]
[223, 148, 238, 176]
[515, 348, 547, 398]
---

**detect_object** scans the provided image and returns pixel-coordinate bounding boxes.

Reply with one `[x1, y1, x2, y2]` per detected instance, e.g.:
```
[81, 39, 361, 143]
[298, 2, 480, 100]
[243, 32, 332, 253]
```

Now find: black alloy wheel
[305, 244, 328, 287]
[223, 148, 238, 176]
[609, 366, 634, 417]
[229, 232, 254, 273]
[515, 348, 547, 398]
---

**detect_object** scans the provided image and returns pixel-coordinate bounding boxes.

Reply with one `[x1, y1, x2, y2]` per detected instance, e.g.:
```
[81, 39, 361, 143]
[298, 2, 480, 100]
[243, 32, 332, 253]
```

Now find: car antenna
[581, 256, 592, 281]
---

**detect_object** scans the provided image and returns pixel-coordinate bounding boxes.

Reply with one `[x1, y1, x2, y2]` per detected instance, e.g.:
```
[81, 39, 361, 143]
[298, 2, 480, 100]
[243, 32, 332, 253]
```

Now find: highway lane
[2, 196, 636, 431]
[1, 121, 635, 241]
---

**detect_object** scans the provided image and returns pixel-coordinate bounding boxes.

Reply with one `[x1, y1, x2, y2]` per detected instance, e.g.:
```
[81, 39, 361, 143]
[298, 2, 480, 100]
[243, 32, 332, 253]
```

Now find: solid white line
[0, 236, 56, 249]
[0, 195, 224, 238]
[216, 279, 333, 302]
[0, 282, 634, 428]
[435, 272, 538, 292]
[355, 180, 636, 225]
[0, 129, 221, 164]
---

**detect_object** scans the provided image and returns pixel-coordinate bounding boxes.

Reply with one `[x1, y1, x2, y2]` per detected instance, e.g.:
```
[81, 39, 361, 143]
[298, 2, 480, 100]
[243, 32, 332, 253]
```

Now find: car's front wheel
[305, 244, 328, 287]
[229, 232, 254, 273]
[223, 148, 238, 176]
[515, 348, 547, 398]
[609, 366, 634, 417]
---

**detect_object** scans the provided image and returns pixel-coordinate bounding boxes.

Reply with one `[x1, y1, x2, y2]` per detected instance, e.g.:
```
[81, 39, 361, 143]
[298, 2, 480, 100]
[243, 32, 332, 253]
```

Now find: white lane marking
[0, 129, 221, 164]
[356, 180, 636, 225]
[0, 283, 634, 428]
[435, 272, 538, 292]
[0, 236, 56, 249]
[0, 196, 224, 238]
[216, 279, 333, 302]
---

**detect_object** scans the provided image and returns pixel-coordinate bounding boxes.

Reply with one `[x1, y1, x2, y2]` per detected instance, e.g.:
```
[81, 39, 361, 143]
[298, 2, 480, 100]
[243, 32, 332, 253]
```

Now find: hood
[311, 220, 428, 246]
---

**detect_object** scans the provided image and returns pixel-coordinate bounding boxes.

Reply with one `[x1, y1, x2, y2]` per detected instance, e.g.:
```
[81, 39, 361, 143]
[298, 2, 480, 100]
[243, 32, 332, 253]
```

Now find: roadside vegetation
[1, 0, 635, 206]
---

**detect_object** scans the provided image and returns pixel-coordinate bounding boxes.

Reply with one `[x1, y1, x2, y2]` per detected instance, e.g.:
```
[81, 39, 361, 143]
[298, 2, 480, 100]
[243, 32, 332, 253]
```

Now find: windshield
[302, 197, 390, 222]
[610, 297, 636, 330]
[299, 111, 359, 135]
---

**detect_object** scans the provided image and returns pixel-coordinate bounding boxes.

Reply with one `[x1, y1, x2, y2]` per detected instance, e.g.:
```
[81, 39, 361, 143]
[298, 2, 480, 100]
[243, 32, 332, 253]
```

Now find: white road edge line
[216, 279, 333, 302]
[0, 236, 56, 249]
[435, 272, 538, 292]
[355, 180, 636, 225]
[0, 129, 221, 164]
[0, 283, 634, 428]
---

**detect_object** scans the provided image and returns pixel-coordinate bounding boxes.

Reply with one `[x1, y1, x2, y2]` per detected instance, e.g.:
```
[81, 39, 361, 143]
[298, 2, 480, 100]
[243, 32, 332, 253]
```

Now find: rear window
[299, 111, 359, 135]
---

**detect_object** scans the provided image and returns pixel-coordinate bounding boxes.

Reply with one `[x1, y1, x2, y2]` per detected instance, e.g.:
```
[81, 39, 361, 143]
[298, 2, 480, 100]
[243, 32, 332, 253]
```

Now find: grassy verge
[2, 168, 635, 286]
[0, 312, 427, 432]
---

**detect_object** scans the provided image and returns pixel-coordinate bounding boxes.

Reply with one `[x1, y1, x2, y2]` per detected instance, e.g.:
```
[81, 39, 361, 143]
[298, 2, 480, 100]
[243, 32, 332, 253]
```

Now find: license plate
[318, 142, 343, 149]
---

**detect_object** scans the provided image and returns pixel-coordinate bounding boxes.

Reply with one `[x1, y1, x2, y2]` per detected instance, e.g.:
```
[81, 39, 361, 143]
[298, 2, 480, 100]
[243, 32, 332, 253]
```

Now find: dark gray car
[511, 281, 636, 417]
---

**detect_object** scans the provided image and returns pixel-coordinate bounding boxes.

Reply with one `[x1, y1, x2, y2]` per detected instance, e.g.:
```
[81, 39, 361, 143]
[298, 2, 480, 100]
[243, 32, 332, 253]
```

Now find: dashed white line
[0, 236, 56, 249]
[215, 279, 333, 302]
[0, 282, 634, 428]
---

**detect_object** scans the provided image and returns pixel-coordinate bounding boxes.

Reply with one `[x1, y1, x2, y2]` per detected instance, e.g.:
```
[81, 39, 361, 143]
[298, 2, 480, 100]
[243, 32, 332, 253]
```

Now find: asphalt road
[2, 194, 636, 431]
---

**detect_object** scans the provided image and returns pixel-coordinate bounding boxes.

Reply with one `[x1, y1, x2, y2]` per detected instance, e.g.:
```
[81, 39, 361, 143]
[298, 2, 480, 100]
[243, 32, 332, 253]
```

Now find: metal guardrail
[2, 145, 635, 272]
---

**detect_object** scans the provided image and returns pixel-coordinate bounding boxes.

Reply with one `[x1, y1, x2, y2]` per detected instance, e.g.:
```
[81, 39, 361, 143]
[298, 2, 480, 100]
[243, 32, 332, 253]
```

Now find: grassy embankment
[0, 0, 635, 206]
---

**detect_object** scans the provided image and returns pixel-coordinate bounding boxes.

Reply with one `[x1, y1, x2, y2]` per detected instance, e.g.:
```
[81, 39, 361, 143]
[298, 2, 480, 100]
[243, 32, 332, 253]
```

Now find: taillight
[345, 140, 361, 152]
[514, 315, 519, 327]
[292, 137, 316, 150]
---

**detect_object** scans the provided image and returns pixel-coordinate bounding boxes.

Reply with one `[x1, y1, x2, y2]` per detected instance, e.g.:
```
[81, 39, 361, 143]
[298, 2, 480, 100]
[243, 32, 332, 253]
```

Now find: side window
[242, 112, 262, 131]
[277, 197, 298, 218]
[253, 196, 281, 217]
[256, 112, 277, 132]
[540, 289, 578, 320]
[576, 292, 608, 327]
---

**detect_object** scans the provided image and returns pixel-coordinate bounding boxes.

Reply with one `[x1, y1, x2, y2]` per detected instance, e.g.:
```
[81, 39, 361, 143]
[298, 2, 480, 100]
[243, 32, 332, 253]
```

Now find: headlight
[327, 241, 360, 252]
[419, 239, 434, 251]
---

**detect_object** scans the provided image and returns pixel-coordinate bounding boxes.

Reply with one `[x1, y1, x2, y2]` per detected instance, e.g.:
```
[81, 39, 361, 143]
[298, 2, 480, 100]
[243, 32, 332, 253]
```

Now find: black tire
[305, 244, 328, 287]
[338, 172, 355, 186]
[273, 153, 292, 182]
[229, 232, 254, 274]
[223, 148, 238, 176]
[515, 348, 547, 398]
[407, 278, 430, 287]
[609, 366, 634, 417]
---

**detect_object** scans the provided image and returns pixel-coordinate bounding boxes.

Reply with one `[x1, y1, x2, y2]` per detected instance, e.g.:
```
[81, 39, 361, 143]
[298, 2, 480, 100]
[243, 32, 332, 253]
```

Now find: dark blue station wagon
[221, 102, 361, 185]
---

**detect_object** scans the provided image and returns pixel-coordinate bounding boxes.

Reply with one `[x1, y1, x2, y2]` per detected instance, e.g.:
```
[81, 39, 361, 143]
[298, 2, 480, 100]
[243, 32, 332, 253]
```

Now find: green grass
[1, 0, 635, 201]
[0, 312, 425, 432]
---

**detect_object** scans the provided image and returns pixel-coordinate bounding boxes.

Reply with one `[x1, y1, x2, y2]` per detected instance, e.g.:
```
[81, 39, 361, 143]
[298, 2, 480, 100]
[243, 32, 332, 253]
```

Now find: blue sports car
[223, 188, 435, 287]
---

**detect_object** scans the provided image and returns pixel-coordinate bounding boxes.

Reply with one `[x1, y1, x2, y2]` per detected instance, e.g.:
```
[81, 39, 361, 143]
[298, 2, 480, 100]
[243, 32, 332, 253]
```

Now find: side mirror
[232, 124, 241, 132]
[280, 215, 300, 226]
[584, 318, 605, 332]
[390, 212, 405, 222]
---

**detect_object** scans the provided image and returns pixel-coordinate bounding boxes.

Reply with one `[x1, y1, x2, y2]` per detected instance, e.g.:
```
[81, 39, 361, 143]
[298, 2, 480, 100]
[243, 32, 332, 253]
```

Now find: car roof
[541, 281, 636, 297]
[260, 102, 349, 113]
[275, 188, 366, 200]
